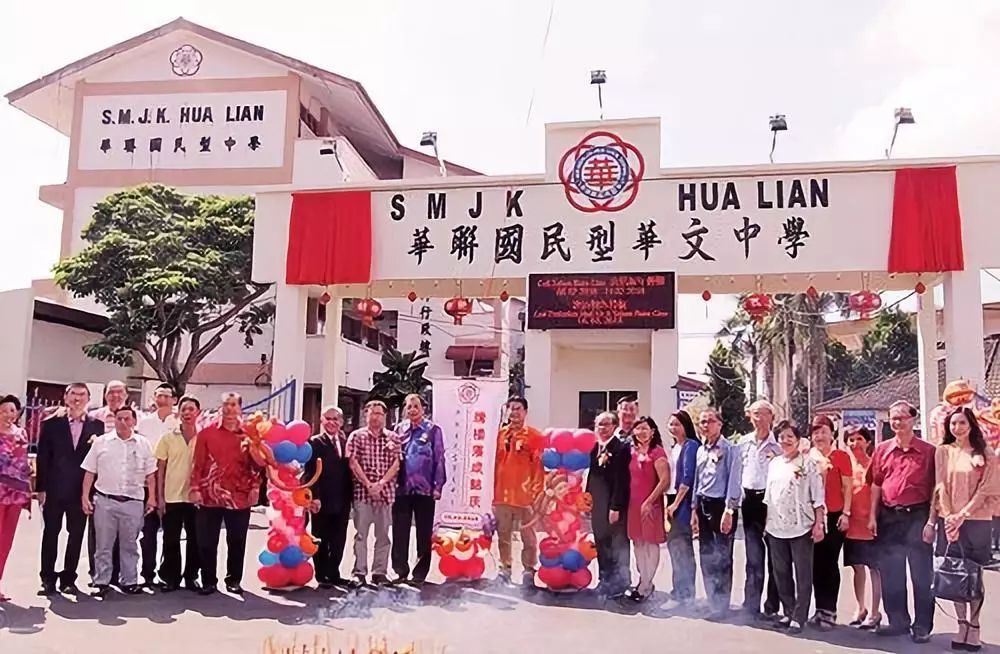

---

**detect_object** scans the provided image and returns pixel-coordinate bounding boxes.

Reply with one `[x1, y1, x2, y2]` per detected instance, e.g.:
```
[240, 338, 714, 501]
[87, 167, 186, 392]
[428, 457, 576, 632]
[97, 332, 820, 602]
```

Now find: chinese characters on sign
[418, 301, 432, 357]
[527, 272, 676, 330]
[77, 90, 288, 171]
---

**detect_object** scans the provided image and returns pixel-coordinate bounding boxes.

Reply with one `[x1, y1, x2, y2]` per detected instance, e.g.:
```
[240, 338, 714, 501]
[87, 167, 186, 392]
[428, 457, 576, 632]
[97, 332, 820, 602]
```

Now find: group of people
[1, 382, 999, 651]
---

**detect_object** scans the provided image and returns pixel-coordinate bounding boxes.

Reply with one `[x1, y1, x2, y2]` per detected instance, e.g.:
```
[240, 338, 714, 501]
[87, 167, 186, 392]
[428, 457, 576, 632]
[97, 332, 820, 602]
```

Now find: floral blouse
[0, 425, 32, 507]
[763, 453, 825, 539]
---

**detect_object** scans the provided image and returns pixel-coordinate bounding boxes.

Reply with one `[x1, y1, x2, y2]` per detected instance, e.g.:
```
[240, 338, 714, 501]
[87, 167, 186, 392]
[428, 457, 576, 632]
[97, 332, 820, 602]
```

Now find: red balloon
[287, 516, 306, 531]
[552, 430, 576, 454]
[285, 420, 312, 447]
[439, 554, 461, 578]
[258, 564, 291, 588]
[289, 561, 314, 587]
[537, 566, 571, 590]
[568, 567, 592, 589]
[267, 533, 290, 553]
[265, 422, 287, 445]
[539, 536, 565, 559]
[462, 556, 486, 579]
[573, 429, 597, 453]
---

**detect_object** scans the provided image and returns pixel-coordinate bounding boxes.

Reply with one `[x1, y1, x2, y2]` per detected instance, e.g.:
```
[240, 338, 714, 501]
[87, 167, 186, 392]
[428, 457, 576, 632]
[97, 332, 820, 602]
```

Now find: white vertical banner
[431, 377, 508, 529]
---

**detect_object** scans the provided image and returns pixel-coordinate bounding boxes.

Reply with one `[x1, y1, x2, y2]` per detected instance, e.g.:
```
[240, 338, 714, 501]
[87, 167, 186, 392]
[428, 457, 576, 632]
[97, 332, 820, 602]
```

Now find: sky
[3, 0, 1000, 376]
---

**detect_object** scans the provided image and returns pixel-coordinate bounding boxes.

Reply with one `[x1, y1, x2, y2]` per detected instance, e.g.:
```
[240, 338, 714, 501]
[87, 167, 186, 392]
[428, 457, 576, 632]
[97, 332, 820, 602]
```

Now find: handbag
[933, 541, 984, 602]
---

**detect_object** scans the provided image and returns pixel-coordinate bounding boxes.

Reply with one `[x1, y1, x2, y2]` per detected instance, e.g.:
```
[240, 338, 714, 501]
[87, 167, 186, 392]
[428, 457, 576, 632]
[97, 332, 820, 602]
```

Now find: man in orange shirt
[492, 396, 544, 587]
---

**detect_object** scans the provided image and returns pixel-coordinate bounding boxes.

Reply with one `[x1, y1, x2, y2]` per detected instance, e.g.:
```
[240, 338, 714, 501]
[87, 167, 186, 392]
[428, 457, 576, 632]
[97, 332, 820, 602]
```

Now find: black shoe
[328, 577, 349, 588]
[876, 624, 910, 637]
[317, 581, 335, 590]
[787, 621, 804, 635]
[347, 576, 367, 590]
[410, 576, 426, 587]
[911, 628, 931, 644]
[370, 574, 391, 588]
[38, 583, 57, 597]
[197, 585, 217, 596]
[59, 582, 79, 595]
[160, 583, 180, 593]
[122, 584, 144, 595]
[391, 575, 410, 586]
[90, 585, 109, 599]
[183, 579, 202, 592]
[224, 582, 244, 595]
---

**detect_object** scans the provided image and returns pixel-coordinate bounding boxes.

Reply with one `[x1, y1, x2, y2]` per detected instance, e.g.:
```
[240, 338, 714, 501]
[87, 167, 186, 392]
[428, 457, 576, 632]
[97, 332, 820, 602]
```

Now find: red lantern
[701, 290, 712, 302]
[318, 292, 331, 305]
[499, 290, 510, 302]
[915, 282, 926, 295]
[848, 290, 882, 320]
[805, 285, 819, 301]
[407, 290, 418, 303]
[354, 297, 383, 327]
[742, 293, 773, 323]
[444, 296, 473, 325]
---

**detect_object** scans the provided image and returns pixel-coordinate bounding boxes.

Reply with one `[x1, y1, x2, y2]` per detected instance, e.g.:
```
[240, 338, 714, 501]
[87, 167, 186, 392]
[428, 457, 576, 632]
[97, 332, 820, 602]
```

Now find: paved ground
[1, 509, 997, 653]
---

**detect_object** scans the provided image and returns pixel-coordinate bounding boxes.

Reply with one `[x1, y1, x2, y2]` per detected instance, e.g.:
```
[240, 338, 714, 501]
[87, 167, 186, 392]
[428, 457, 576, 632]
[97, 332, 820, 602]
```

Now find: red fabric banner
[285, 191, 372, 285]
[887, 166, 965, 273]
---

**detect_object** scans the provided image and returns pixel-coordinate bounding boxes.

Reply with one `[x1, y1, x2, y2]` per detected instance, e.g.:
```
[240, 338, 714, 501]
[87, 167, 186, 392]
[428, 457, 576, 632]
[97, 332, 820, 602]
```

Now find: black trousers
[312, 510, 350, 583]
[391, 494, 436, 581]
[594, 518, 631, 594]
[813, 510, 845, 617]
[741, 490, 780, 614]
[196, 507, 251, 587]
[40, 499, 88, 586]
[768, 532, 815, 625]
[877, 504, 934, 633]
[140, 511, 161, 583]
[88, 513, 120, 584]
[160, 503, 199, 586]
[697, 497, 737, 611]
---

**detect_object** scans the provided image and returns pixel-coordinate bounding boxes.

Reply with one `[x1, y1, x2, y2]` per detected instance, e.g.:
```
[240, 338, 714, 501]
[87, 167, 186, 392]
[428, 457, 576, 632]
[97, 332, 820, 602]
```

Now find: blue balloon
[562, 450, 590, 471]
[541, 448, 562, 470]
[279, 545, 305, 568]
[539, 554, 562, 569]
[273, 440, 297, 464]
[295, 442, 313, 464]
[560, 548, 585, 572]
[258, 550, 278, 566]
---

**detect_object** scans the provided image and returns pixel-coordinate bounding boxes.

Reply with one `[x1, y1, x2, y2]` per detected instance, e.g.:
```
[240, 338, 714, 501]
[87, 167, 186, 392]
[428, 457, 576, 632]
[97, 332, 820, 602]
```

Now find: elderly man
[869, 400, 936, 644]
[81, 406, 158, 598]
[347, 399, 401, 588]
[136, 382, 179, 589]
[392, 394, 446, 586]
[615, 396, 639, 445]
[305, 405, 354, 588]
[692, 408, 743, 617]
[738, 400, 782, 619]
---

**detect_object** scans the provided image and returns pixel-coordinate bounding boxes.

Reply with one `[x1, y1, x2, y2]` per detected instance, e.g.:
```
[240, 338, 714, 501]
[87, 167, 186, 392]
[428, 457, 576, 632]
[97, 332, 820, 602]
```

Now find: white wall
[292, 137, 377, 187]
[304, 335, 383, 390]
[548, 343, 651, 429]
[28, 320, 132, 386]
[0, 289, 35, 395]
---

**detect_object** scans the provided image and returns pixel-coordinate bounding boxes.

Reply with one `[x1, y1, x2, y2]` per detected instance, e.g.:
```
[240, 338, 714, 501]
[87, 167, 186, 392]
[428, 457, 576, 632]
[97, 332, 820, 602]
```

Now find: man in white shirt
[81, 406, 157, 598]
[737, 399, 782, 619]
[135, 383, 178, 588]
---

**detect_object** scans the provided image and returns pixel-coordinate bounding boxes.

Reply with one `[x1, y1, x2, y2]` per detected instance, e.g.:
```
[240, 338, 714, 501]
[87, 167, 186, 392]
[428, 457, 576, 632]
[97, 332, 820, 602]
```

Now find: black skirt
[843, 538, 877, 567]
[935, 518, 993, 566]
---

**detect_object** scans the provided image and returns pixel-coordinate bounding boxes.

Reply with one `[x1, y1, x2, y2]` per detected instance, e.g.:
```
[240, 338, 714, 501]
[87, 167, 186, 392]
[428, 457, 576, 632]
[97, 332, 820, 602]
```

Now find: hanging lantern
[318, 292, 331, 305]
[701, 290, 712, 302]
[915, 281, 927, 295]
[805, 285, 819, 301]
[355, 297, 383, 327]
[407, 290, 418, 303]
[742, 293, 773, 323]
[499, 290, 510, 302]
[444, 296, 473, 325]
[848, 290, 882, 320]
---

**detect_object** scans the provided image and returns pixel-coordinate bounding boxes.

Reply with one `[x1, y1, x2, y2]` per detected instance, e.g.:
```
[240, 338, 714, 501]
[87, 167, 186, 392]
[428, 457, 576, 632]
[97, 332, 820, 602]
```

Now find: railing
[244, 378, 297, 423]
[23, 398, 61, 452]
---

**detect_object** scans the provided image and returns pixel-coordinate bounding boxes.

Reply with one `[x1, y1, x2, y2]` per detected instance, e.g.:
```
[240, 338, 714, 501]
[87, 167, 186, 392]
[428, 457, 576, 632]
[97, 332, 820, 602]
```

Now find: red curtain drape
[285, 191, 372, 285]
[887, 166, 965, 273]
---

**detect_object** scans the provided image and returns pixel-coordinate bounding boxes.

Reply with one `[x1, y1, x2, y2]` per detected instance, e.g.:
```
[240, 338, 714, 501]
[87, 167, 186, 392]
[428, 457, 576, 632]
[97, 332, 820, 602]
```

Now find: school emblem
[558, 131, 645, 213]
[457, 382, 480, 405]
[170, 44, 203, 77]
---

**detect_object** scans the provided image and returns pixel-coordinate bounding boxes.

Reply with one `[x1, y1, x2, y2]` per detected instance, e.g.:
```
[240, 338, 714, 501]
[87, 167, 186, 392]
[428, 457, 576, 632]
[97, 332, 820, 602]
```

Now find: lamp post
[769, 114, 787, 164]
[885, 107, 915, 158]
[420, 131, 446, 177]
[590, 69, 607, 120]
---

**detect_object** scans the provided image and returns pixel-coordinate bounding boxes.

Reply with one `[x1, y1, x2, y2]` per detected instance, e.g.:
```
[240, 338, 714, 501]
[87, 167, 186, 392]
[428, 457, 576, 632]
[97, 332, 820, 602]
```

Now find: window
[453, 358, 495, 377]
[578, 390, 637, 429]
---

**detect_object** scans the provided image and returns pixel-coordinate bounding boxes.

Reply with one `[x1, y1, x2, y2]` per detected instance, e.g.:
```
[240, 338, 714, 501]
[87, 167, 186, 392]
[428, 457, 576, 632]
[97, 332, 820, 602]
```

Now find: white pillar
[943, 269, 985, 391]
[271, 283, 308, 419]
[523, 329, 552, 428]
[495, 299, 511, 380]
[321, 298, 344, 408]
[650, 328, 679, 423]
[0, 288, 34, 398]
[915, 290, 939, 436]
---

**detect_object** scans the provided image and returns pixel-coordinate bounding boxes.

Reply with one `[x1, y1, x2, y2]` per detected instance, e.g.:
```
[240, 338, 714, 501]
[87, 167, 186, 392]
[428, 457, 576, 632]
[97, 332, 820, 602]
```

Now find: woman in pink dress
[0, 394, 32, 602]
[624, 416, 670, 602]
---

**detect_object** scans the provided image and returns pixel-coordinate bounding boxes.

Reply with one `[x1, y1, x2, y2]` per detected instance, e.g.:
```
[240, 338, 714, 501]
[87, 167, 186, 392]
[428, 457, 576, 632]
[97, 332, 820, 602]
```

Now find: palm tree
[717, 300, 761, 403]
[368, 347, 432, 415]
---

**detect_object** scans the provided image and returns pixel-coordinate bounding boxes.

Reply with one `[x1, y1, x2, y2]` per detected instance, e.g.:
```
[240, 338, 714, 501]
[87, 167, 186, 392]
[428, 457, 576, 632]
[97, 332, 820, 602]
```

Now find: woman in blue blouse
[666, 409, 700, 603]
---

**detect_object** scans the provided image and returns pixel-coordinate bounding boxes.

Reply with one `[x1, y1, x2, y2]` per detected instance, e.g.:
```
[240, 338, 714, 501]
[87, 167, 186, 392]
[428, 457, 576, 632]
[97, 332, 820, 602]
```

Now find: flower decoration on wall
[170, 44, 203, 77]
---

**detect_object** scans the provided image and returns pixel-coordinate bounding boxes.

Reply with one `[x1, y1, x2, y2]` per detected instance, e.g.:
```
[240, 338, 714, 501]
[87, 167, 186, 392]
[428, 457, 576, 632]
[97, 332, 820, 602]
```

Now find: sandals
[858, 613, 882, 630]
[848, 608, 868, 627]
[0, 593, 9, 603]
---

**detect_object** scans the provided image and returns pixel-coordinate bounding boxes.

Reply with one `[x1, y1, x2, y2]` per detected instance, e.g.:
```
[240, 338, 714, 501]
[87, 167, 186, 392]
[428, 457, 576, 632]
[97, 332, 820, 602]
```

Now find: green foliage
[369, 347, 432, 411]
[707, 341, 752, 438]
[53, 184, 273, 393]
[823, 308, 918, 395]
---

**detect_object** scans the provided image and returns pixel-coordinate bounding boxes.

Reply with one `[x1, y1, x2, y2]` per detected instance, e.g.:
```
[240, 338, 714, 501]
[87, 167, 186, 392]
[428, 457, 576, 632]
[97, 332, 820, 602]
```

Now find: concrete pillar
[0, 288, 34, 399]
[943, 269, 985, 391]
[523, 329, 552, 428]
[321, 298, 344, 407]
[496, 299, 511, 380]
[649, 328, 679, 423]
[271, 283, 308, 419]
[915, 290, 939, 436]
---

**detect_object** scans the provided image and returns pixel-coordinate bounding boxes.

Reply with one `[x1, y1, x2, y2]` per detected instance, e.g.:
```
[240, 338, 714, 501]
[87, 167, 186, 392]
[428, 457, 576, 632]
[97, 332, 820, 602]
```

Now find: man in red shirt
[868, 400, 936, 643]
[190, 392, 262, 596]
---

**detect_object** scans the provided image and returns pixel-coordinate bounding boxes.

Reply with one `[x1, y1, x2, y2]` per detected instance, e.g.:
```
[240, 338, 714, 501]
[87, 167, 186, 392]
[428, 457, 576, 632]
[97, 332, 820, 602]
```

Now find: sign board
[77, 90, 288, 170]
[527, 272, 675, 329]
[432, 377, 508, 529]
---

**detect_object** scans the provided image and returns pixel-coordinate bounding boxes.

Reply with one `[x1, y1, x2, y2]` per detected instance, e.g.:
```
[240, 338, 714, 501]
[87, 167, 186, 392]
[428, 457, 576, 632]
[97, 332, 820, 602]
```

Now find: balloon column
[532, 428, 597, 592]
[243, 414, 324, 589]
[431, 514, 494, 581]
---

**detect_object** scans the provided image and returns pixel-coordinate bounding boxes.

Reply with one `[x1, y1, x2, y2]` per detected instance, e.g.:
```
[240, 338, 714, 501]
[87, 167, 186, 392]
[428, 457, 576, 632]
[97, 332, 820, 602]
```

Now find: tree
[508, 346, 525, 397]
[369, 347, 432, 412]
[858, 308, 919, 376]
[706, 341, 751, 438]
[53, 184, 273, 394]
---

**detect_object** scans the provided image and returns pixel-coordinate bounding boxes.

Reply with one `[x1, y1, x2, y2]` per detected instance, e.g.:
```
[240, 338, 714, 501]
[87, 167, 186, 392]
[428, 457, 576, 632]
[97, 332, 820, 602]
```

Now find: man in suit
[36, 383, 106, 595]
[304, 405, 354, 588]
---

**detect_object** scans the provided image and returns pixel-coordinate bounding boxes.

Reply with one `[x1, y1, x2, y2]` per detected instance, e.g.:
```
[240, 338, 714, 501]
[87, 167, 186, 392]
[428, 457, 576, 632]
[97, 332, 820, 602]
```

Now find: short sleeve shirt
[346, 428, 401, 505]
[81, 432, 157, 500]
[154, 429, 198, 504]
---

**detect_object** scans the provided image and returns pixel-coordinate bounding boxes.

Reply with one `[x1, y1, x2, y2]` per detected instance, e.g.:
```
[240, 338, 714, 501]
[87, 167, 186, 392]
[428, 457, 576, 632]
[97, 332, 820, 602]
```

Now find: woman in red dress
[842, 425, 882, 630]
[0, 394, 32, 602]
[624, 416, 670, 602]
